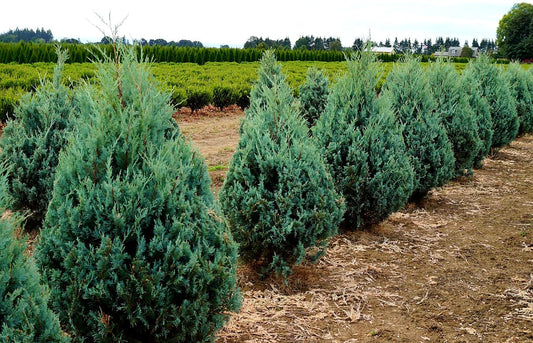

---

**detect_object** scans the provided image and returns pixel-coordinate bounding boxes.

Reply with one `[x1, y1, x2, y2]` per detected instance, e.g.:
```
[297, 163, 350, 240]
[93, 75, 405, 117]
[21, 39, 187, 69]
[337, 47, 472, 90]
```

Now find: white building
[434, 46, 479, 58]
[371, 47, 395, 54]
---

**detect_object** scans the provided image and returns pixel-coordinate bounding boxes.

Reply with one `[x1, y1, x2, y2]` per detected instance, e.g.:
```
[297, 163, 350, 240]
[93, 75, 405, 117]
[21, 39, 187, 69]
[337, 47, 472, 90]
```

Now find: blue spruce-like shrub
[506, 62, 533, 135]
[0, 49, 76, 228]
[426, 58, 482, 177]
[0, 180, 67, 343]
[220, 51, 344, 277]
[313, 48, 414, 228]
[465, 54, 518, 149]
[298, 67, 329, 127]
[382, 56, 455, 199]
[35, 44, 240, 342]
[461, 62, 494, 168]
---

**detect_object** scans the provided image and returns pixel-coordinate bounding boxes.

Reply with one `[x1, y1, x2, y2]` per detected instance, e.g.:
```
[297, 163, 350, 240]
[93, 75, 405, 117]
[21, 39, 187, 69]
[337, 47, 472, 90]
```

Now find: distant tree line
[244, 37, 291, 50]
[134, 38, 203, 48]
[0, 28, 502, 64]
[244, 36, 343, 51]
[353, 36, 497, 55]
[0, 28, 54, 43]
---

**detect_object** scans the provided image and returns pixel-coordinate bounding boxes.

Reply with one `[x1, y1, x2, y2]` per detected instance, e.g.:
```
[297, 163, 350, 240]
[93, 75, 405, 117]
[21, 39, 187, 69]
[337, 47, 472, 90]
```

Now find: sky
[0, 0, 522, 47]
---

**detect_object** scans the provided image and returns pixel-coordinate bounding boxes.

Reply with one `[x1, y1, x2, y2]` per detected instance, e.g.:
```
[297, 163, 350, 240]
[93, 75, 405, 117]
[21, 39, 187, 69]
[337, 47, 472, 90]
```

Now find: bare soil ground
[176, 108, 533, 343]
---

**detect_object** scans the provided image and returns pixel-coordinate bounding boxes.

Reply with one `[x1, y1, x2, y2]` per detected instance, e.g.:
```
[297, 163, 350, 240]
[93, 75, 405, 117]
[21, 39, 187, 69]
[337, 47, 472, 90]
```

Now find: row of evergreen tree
[1, 44, 531, 341]
[219, 49, 531, 280]
[0, 42, 349, 64]
[0, 40, 489, 66]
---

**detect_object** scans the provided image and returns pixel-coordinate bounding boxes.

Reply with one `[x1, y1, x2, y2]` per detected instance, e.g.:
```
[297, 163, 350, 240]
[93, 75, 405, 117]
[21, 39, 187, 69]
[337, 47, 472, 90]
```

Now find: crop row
[0, 61, 484, 121]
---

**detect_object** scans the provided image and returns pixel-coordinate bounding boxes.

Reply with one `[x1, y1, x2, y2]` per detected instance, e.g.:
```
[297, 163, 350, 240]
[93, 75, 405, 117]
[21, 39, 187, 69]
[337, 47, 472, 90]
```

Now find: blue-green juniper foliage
[36, 44, 240, 342]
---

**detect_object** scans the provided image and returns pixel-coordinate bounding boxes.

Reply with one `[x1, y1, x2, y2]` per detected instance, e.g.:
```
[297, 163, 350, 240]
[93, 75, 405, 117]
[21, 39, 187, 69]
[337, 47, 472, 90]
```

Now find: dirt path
[177, 111, 533, 343]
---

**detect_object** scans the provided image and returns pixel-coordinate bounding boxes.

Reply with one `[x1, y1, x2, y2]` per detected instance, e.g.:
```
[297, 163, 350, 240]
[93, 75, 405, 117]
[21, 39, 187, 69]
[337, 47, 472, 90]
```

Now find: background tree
[352, 38, 364, 50]
[327, 38, 343, 51]
[298, 67, 329, 127]
[460, 46, 474, 58]
[497, 3, 533, 60]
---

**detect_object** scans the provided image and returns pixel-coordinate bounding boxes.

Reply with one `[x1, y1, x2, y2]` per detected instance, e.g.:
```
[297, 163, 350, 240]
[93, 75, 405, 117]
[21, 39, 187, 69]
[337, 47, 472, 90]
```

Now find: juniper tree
[298, 67, 329, 127]
[426, 58, 481, 177]
[0, 49, 76, 229]
[382, 56, 455, 199]
[248, 49, 284, 109]
[313, 49, 414, 228]
[506, 62, 533, 134]
[463, 54, 518, 149]
[0, 178, 67, 343]
[219, 51, 344, 277]
[35, 44, 240, 342]
[461, 63, 493, 168]
[353, 95, 414, 227]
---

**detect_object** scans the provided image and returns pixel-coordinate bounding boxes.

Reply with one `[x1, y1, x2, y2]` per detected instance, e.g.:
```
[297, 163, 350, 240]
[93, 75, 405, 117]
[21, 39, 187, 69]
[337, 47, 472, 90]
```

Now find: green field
[1, 60, 527, 120]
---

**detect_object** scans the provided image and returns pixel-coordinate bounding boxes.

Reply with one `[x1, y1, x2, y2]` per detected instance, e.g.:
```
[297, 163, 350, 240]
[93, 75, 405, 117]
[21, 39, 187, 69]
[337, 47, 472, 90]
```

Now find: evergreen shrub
[0, 49, 76, 228]
[220, 51, 344, 277]
[185, 87, 212, 113]
[169, 87, 186, 108]
[506, 62, 533, 134]
[212, 85, 236, 110]
[464, 54, 518, 149]
[36, 44, 240, 342]
[461, 62, 493, 168]
[0, 88, 23, 123]
[0, 181, 67, 343]
[427, 58, 481, 177]
[298, 67, 329, 127]
[313, 49, 414, 228]
[382, 56, 455, 199]
[236, 87, 250, 110]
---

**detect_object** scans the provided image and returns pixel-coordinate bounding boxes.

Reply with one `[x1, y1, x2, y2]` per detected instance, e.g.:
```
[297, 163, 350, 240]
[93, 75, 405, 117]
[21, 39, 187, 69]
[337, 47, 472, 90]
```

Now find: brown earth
[176, 108, 533, 343]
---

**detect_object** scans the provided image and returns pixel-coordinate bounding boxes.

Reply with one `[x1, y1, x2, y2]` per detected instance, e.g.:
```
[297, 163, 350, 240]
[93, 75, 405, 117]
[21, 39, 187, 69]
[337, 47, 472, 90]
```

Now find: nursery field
[0, 61, 480, 120]
[176, 109, 533, 343]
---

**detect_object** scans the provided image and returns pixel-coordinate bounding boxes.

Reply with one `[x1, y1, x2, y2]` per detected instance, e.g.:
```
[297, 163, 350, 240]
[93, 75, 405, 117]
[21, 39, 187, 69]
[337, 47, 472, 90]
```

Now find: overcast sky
[0, 0, 521, 47]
